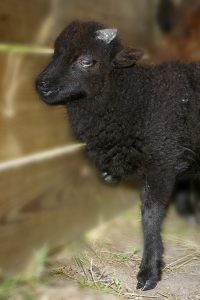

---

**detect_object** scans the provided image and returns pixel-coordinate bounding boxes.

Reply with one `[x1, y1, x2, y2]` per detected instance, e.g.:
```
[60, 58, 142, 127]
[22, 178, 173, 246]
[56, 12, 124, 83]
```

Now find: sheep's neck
[67, 94, 117, 142]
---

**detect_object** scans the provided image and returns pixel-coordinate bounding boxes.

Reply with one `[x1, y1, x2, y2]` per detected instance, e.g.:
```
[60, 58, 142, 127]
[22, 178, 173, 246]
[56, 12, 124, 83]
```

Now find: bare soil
[6, 203, 200, 300]
[39, 204, 200, 300]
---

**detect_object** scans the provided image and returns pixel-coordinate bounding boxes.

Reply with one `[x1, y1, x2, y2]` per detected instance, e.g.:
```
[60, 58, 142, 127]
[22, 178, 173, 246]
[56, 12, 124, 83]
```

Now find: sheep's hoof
[101, 172, 121, 184]
[137, 267, 160, 291]
[136, 279, 158, 291]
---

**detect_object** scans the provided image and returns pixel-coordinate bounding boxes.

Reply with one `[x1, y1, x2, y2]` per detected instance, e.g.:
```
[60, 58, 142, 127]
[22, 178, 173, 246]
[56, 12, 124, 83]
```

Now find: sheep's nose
[36, 79, 50, 92]
[36, 78, 54, 98]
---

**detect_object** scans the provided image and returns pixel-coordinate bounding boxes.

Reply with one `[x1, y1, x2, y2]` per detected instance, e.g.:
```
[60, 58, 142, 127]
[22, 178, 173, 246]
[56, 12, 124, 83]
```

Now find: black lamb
[36, 21, 200, 291]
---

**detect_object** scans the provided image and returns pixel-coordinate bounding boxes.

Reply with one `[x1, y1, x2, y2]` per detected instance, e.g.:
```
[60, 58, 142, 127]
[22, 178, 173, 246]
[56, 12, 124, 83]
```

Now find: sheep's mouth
[37, 87, 87, 105]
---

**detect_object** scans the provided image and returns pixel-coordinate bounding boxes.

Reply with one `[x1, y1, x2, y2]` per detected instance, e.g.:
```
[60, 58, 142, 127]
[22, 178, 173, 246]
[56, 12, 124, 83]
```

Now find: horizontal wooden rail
[0, 44, 53, 55]
[0, 143, 85, 171]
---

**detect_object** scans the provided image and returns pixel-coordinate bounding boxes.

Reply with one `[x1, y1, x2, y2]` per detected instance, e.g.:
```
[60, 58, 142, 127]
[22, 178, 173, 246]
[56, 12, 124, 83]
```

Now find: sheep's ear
[96, 28, 118, 44]
[112, 48, 144, 68]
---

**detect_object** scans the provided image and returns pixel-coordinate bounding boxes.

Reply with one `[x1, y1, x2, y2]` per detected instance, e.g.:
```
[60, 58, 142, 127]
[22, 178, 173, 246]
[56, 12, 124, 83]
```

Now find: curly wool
[68, 61, 200, 183]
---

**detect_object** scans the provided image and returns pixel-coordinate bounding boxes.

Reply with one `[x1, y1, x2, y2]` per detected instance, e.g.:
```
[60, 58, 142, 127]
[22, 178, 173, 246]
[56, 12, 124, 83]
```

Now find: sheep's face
[36, 21, 144, 105]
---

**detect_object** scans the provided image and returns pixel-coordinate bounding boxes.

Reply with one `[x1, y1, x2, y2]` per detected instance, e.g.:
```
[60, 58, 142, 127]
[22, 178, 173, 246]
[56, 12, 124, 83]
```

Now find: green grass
[100, 249, 139, 263]
[0, 274, 36, 299]
[0, 245, 50, 299]
[78, 277, 115, 293]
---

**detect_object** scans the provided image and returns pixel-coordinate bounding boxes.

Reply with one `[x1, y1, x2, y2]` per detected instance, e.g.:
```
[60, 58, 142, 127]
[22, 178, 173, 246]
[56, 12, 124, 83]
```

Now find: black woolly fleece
[36, 20, 200, 291]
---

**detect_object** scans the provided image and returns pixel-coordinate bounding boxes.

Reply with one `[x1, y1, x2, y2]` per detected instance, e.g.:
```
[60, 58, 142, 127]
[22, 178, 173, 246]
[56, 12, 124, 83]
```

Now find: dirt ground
[4, 203, 200, 300]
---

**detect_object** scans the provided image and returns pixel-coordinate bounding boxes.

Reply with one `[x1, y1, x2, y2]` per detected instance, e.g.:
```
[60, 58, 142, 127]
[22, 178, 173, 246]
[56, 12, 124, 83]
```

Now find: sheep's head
[36, 21, 144, 105]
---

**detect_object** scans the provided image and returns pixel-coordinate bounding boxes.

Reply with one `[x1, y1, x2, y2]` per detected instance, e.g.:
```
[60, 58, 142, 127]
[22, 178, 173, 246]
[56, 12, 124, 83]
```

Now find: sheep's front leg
[137, 174, 174, 291]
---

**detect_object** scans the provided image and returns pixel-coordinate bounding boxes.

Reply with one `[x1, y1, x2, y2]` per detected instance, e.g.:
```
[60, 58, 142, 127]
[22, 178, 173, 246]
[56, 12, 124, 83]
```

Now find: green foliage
[0, 245, 50, 299]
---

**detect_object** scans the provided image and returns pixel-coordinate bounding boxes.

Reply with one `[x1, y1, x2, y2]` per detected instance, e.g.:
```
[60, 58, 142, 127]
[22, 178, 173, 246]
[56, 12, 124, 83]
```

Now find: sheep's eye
[78, 56, 96, 68]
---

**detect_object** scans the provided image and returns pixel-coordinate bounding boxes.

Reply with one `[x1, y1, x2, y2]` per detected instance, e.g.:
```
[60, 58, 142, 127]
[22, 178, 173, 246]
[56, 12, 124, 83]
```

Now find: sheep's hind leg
[194, 179, 200, 222]
[137, 174, 174, 291]
[173, 179, 195, 220]
[173, 178, 200, 222]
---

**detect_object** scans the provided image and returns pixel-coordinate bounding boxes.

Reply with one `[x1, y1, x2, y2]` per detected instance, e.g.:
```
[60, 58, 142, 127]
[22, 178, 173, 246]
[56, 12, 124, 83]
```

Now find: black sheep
[36, 21, 200, 290]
